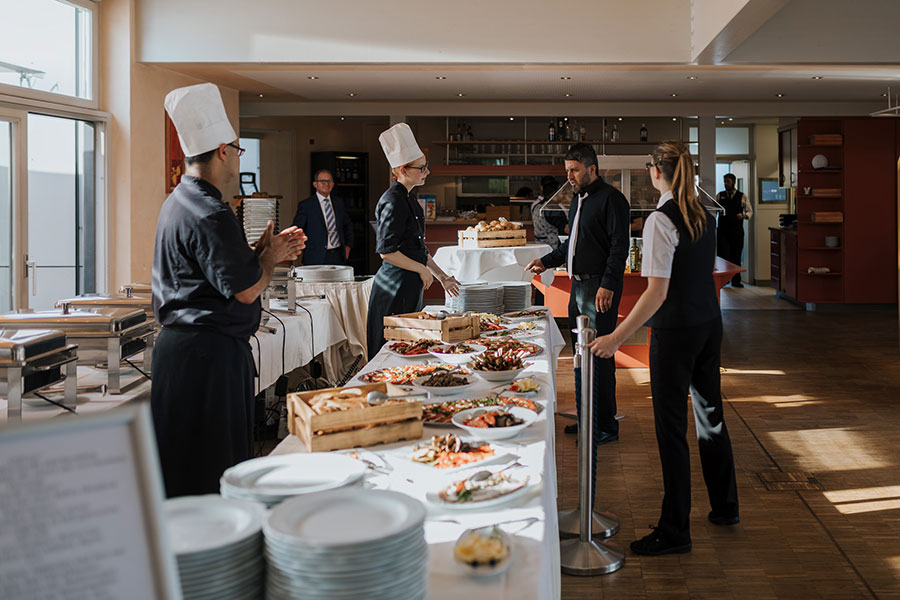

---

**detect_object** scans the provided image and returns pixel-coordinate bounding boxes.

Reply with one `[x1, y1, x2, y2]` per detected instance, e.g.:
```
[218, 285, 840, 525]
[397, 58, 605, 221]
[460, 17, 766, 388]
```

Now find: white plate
[386, 342, 436, 359]
[428, 342, 486, 365]
[472, 365, 528, 383]
[451, 405, 537, 440]
[412, 373, 474, 396]
[265, 489, 424, 548]
[426, 471, 542, 510]
[502, 308, 549, 322]
[454, 525, 514, 577]
[392, 441, 512, 474]
[165, 496, 267, 555]
[221, 453, 367, 499]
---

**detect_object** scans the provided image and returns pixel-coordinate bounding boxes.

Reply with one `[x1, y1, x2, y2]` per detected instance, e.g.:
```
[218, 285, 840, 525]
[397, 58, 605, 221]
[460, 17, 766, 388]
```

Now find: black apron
[366, 263, 425, 359]
[151, 327, 256, 498]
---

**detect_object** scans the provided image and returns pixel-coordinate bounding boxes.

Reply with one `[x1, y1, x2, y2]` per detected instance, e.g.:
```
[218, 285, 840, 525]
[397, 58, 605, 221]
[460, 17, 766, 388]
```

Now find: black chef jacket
[540, 177, 630, 292]
[374, 181, 428, 265]
[152, 176, 262, 340]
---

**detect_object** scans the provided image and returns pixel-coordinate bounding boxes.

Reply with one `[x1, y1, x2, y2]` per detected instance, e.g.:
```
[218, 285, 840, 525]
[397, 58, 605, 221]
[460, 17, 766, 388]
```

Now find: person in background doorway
[292, 169, 353, 265]
[588, 141, 739, 556]
[365, 123, 460, 359]
[716, 173, 753, 287]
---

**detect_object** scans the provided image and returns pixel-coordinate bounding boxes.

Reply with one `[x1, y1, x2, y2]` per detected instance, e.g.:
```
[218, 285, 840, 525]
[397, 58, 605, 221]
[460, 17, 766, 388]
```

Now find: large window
[0, 0, 94, 101]
[0, 120, 11, 312]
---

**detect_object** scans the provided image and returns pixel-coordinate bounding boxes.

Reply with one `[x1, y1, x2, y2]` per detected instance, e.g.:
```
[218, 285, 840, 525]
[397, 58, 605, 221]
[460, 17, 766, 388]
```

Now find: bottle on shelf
[548, 120, 556, 141]
[580, 121, 587, 141]
[571, 119, 580, 142]
[557, 118, 565, 140]
[611, 123, 619, 142]
[466, 124, 473, 141]
[640, 123, 648, 142]
[603, 122, 609, 142]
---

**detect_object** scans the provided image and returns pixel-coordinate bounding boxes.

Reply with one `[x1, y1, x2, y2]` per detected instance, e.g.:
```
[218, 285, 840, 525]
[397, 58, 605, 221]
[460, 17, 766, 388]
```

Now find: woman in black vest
[588, 141, 739, 556]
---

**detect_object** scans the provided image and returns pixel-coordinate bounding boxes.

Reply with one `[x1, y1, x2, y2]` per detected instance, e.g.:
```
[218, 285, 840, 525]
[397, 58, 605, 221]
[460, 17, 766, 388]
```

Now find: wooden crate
[383, 311, 479, 343]
[287, 382, 423, 452]
[458, 228, 528, 248]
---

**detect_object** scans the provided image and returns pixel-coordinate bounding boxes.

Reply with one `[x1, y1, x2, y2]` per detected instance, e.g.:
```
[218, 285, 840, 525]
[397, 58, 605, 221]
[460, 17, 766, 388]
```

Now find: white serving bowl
[428, 343, 487, 365]
[413, 373, 475, 397]
[454, 525, 513, 576]
[451, 405, 537, 440]
[472, 365, 528, 383]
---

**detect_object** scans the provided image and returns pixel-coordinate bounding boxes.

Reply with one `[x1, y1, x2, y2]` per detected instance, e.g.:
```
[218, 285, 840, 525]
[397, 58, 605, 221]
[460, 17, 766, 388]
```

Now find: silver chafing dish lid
[56, 293, 151, 308]
[0, 306, 147, 334]
[0, 328, 67, 363]
[120, 282, 152, 295]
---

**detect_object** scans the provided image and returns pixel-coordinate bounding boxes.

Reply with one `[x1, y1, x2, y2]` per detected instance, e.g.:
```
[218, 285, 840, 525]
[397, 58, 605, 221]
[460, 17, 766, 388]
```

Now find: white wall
[136, 0, 692, 64]
[753, 123, 782, 284]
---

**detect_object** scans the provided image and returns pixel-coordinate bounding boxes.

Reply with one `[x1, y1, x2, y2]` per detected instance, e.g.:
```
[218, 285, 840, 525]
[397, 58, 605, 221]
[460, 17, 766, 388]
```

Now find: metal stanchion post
[559, 315, 625, 576]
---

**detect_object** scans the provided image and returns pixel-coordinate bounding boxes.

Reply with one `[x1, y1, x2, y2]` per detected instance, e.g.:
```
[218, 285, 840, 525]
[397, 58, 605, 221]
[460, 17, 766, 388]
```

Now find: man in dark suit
[526, 142, 630, 501]
[292, 169, 353, 265]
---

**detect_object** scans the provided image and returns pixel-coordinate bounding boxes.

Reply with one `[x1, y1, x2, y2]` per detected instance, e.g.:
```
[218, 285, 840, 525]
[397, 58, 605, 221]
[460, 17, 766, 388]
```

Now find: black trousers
[568, 277, 621, 502]
[717, 227, 744, 285]
[366, 262, 424, 359]
[322, 247, 346, 265]
[649, 316, 739, 543]
[151, 327, 255, 498]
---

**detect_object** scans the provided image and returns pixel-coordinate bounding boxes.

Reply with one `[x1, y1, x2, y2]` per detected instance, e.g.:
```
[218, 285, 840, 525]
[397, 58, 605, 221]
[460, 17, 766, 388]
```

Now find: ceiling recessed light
[340, 117, 345, 121]
[670, 93, 678, 97]
[776, 93, 784, 98]
[561, 76, 571, 80]
[721, 121, 726, 125]
[672, 117, 677, 121]
[687, 76, 698, 80]
[258, 94, 264, 98]
[728, 117, 733, 121]
[812, 76, 823, 80]
[348, 92, 356, 97]
[881, 92, 888, 97]
[509, 117, 514, 121]
[308, 76, 319, 80]
[435, 76, 446, 80]
[457, 92, 465, 97]
[564, 93, 571, 97]
[618, 117, 623, 121]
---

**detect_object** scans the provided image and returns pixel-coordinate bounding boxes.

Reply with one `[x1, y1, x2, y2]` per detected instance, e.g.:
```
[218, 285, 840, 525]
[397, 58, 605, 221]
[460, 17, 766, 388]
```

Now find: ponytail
[650, 141, 707, 242]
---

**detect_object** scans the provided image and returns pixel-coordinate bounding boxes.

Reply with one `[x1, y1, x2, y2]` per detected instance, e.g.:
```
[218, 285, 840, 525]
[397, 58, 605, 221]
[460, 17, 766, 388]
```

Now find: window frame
[0, 0, 100, 110]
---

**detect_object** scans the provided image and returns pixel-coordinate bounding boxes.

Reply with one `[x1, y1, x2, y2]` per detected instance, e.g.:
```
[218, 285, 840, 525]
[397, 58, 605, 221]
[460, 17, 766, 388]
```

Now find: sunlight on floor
[768, 428, 890, 471]
[721, 368, 786, 375]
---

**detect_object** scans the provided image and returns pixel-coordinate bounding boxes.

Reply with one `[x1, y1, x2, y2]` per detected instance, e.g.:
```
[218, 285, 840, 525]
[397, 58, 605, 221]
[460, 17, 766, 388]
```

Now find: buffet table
[272, 313, 566, 599]
[253, 298, 347, 387]
[295, 277, 374, 364]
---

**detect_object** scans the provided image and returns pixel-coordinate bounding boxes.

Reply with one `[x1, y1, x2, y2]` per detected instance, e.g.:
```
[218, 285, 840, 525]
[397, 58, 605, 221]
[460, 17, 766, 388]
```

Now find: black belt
[572, 273, 602, 281]
[325, 247, 342, 253]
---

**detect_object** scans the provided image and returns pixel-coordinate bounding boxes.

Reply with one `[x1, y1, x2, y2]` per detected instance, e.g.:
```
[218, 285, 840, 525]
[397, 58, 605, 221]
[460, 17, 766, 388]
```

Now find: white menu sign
[0, 405, 180, 599]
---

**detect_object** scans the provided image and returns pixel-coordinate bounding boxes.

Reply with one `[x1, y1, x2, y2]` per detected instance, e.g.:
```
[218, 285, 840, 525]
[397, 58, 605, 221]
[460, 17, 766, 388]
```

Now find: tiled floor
[556, 305, 900, 599]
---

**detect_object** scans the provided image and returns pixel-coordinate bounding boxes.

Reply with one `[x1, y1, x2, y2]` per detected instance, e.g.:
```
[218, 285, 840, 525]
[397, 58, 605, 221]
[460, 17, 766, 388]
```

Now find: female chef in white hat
[366, 123, 460, 358]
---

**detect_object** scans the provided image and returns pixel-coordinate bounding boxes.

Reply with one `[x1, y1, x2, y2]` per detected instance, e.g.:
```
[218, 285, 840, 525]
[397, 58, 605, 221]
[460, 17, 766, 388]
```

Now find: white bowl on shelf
[451, 406, 537, 440]
[428, 343, 486, 365]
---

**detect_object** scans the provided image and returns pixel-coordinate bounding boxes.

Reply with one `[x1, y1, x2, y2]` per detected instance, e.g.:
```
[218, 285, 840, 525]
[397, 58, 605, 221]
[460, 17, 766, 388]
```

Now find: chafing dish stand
[0, 329, 78, 420]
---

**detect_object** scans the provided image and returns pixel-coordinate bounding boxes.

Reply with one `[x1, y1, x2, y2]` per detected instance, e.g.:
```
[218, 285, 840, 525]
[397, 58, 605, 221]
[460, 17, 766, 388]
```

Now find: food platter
[422, 396, 538, 425]
[412, 372, 475, 397]
[451, 405, 537, 440]
[359, 362, 465, 384]
[425, 469, 542, 511]
[387, 339, 443, 358]
[390, 433, 511, 474]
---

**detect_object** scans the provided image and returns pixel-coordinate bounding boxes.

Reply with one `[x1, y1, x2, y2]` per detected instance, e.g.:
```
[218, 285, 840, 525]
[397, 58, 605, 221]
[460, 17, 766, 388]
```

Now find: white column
[698, 116, 717, 197]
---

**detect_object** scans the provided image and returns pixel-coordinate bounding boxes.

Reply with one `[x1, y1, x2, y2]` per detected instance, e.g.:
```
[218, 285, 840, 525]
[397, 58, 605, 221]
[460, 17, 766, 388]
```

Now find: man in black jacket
[292, 169, 353, 265]
[527, 143, 630, 493]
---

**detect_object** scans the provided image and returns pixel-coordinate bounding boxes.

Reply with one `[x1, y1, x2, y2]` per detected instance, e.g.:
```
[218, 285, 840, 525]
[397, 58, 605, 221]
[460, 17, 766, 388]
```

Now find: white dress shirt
[641, 190, 680, 279]
[316, 192, 341, 250]
[566, 192, 587, 274]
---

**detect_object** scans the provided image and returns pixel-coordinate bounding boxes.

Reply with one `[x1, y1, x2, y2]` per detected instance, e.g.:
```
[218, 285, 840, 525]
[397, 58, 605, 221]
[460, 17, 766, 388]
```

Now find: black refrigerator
[310, 151, 369, 275]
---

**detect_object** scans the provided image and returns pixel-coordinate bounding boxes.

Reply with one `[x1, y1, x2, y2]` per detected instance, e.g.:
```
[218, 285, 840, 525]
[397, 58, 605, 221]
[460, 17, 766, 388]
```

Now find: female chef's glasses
[645, 160, 660, 170]
[228, 143, 246, 157]
[404, 162, 430, 172]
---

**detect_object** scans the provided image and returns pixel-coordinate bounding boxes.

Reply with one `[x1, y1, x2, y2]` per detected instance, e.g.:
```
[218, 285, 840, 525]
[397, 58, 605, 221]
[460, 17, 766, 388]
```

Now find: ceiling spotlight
[721, 121, 726, 125]
[728, 117, 733, 121]
[340, 116, 345, 121]
[670, 93, 678, 97]
[258, 94, 264, 98]
[618, 117, 623, 121]
[687, 76, 698, 80]
[561, 76, 571, 80]
[457, 92, 465, 97]
[435, 76, 447, 80]
[812, 76, 823, 80]
[308, 76, 319, 80]
[348, 92, 356, 97]
[509, 117, 514, 121]
[882, 92, 888, 97]
[564, 93, 571, 97]
[672, 117, 677, 121]
[776, 93, 784, 98]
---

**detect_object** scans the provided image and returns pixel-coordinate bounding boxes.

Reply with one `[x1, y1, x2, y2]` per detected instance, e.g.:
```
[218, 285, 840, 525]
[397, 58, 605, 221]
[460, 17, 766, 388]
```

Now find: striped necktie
[322, 197, 341, 249]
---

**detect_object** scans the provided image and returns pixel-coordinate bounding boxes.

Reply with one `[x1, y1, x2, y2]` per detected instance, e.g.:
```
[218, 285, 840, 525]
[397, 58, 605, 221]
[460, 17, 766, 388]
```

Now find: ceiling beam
[692, 0, 790, 64]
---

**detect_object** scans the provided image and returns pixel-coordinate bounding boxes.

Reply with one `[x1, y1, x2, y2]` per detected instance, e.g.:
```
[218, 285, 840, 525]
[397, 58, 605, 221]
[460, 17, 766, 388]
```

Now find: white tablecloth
[253, 299, 346, 389]
[433, 244, 553, 283]
[272, 312, 566, 599]
[296, 278, 374, 367]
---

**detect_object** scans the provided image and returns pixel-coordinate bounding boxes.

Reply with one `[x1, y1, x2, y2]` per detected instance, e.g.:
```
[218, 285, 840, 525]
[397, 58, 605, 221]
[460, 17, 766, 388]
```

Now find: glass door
[25, 113, 97, 309]
[0, 118, 13, 312]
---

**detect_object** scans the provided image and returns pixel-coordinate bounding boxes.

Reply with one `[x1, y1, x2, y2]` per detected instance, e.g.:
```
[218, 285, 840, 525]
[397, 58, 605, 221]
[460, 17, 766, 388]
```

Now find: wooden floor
[555, 304, 900, 599]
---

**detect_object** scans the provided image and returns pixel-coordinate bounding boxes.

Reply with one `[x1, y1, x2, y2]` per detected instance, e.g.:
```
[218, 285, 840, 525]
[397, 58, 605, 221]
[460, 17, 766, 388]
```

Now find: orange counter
[532, 257, 744, 367]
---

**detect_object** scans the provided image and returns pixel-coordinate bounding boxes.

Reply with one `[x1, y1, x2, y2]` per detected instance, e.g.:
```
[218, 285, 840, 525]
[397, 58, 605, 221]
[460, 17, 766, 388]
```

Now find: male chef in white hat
[152, 83, 306, 497]
[365, 123, 459, 358]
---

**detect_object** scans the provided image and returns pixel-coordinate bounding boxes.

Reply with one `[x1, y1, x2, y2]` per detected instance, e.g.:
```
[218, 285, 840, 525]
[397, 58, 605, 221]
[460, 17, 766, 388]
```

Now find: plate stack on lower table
[501, 281, 532, 312]
[446, 282, 504, 314]
[264, 489, 428, 600]
[220, 453, 367, 508]
[165, 495, 267, 600]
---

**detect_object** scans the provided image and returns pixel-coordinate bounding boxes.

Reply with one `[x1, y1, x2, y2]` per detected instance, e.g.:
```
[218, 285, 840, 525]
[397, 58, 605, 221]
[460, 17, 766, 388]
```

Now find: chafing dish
[0, 329, 78, 420]
[262, 265, 297, 315]
[0, 305, 155, 394]
[120, 282, 152, 295]
[293, 265, 354, 283]
[56, 291, 154, 322]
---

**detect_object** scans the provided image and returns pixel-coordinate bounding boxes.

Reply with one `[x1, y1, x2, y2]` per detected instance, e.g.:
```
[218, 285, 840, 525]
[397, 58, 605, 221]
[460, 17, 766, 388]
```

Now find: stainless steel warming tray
[56, 291, 155, 322]
[120, 282, 152, 295]
[0, 329, 78, 420]
[0, 306, 155, 394]
[262, 266, 297, 315]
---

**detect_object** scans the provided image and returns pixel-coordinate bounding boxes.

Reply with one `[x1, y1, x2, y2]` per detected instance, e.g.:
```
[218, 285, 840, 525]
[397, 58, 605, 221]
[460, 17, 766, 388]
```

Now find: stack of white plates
[447, 282, 504, 314]
[241, 197, 279, 242]
[165, 496, 267, 600]
[293, 265, 354, 282]
[264, 489, 428, 600]
[501, 281, 533, 312]
[220, 453, 368, 508]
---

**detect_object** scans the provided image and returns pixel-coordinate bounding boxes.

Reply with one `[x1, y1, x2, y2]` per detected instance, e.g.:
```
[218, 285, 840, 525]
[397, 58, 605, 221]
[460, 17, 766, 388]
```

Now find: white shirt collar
[316, 192, 329, 202]
[656, 190, 674, 208]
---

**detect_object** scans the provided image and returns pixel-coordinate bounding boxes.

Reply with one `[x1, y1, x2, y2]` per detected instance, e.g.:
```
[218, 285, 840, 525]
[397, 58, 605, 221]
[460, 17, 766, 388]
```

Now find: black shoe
[708, 511, 740, 526]
[596, 431, 619, 445]
[732, 281, 744, 288]
[630, 527, 692, 556]
[564, 423, 578, 434]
